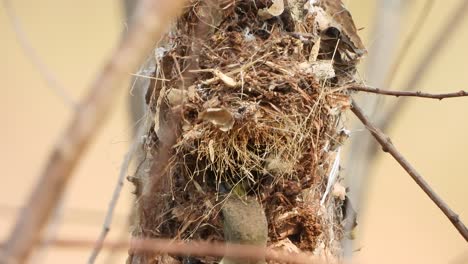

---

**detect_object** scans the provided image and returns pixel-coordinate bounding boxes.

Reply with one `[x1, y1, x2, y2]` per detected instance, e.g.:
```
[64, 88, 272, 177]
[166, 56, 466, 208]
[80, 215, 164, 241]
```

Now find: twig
[344, 3, 468, 252]
[377, 0, 468, 129]
[87, 127, 143, 263]
[5, 237, 326, 264]
[348, 86, 468, 100]
[102, 222, 132, 264]
[383, 0, 435, 88]
[2, 0, 76, 108]
[0, 0, 186, 263]
[351, 100, 468, 242]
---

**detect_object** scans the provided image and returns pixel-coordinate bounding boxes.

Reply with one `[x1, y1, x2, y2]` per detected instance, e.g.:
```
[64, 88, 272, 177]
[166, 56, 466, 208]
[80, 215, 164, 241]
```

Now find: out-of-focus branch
[383, 0, 435, 88]
[348, 86, 468, 99]
[343, 0, 406, 256]
[351, 100, 468, 242]
[122, 0, 139, 20]
[361, 0, 406, 113]
[2, 0, 76, 108]
[17, 237, 326, 264]
[0, 0, 186, 263]
[377, 0, 468, 129]
[345, 0, 406, 202]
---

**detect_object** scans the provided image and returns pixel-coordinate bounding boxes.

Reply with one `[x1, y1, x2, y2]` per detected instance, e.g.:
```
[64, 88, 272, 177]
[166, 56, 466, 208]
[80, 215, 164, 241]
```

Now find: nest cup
[129, 0, 365, 263]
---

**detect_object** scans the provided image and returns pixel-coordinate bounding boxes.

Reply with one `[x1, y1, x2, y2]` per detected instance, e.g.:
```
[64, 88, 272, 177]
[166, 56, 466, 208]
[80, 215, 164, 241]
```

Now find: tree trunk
[127, 0, 365, 263]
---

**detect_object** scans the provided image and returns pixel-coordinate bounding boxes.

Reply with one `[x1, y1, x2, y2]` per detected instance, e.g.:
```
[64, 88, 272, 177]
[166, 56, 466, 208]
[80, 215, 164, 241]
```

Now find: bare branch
[87, 127, 144, 263]
[351, 100, 468, 242]
[0, 0, 186, 262]
[344, 3, 468, 246]
[348, 86, 468, 100]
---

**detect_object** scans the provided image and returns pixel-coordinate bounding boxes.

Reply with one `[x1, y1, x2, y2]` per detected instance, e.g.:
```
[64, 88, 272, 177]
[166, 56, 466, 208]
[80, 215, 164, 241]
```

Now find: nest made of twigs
[130, 0, 365, 262]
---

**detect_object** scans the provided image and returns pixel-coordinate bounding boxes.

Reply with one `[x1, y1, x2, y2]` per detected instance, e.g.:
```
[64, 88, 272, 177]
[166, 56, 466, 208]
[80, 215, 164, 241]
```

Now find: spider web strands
[351, 100, 468, 242]
[0, 0, 187, 263]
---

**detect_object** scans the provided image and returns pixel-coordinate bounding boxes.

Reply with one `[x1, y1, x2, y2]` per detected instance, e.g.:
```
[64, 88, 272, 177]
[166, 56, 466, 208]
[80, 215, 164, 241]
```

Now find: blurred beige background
[1, 0, 467, 263]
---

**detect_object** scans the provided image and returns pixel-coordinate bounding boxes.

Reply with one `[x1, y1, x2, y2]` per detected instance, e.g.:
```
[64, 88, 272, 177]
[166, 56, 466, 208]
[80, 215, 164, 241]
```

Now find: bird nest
[129, 0, 365, 263]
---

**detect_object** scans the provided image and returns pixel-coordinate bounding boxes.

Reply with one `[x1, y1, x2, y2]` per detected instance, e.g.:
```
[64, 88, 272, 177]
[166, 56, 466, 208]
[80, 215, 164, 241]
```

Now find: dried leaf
[309, 36, 321, 62]
[182, 125, 203, 141]
[171, 207, 185, 221]
[213, 69, 237, 87]
[265, 61, 294, 76]
[193, 180, 205, 194]
[332, 182, 346, 201]
[182, 123, 191, 131]
[327, 93, 351, 110]
[208, 139, 215, 163]
[258, 0, 284, 20]
[266, 155, 294, 174]
[187, 84, 197, 100]
[153, 84, 167, 137]
[202, 96, 221, 109]
[299, 60, 335, 80]
[166, 88, 187, 106]
[199, 107, 235, 132]
[307, 0, 366, 56]
[270, 238, 301, 254]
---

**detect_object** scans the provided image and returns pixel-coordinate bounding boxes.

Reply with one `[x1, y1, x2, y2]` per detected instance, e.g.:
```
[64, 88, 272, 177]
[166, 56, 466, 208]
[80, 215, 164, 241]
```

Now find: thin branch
[2, 0, 76, 108]
[377, 0, 468, 129]
[348, 86, 468, 100]
[383, 0, 435, 88]
[2, 237, 327, 264]
[351, 100, 468, 242]
[87, 127, 143, 263]
[344, 3, 468, 248]
[102, 221, 132, 264]
[0, 0, 186, 263]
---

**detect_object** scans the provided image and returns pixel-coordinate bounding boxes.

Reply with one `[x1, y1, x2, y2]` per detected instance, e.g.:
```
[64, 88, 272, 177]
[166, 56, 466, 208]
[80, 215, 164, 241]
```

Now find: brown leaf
[199, 108, 235, 132]
[309, 0, 366, 55]
[213, 69, 237, 87]
[332, 182, 346, 201]
[166, 88, 187, 106]
[258, 0, 284, 20]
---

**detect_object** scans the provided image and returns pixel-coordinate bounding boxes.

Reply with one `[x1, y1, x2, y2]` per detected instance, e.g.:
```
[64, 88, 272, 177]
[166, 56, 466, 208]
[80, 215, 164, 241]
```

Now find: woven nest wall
[128, 0, 365, 263]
